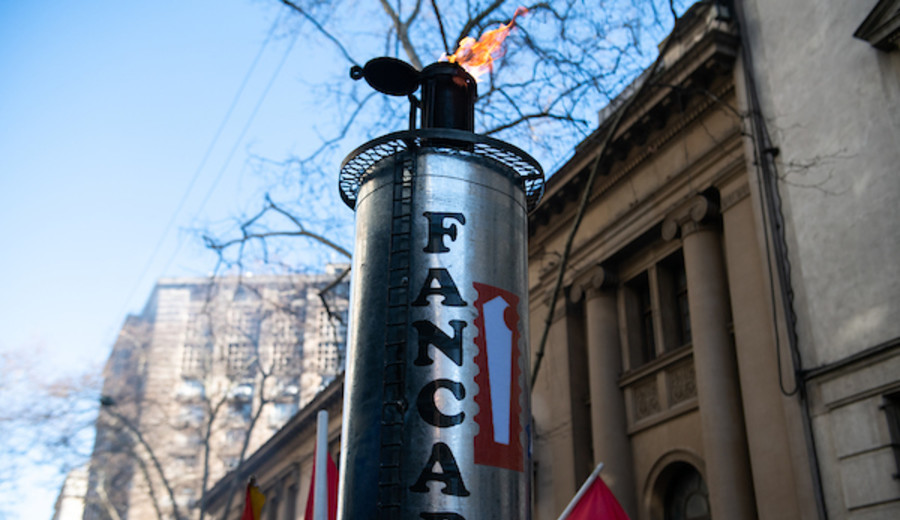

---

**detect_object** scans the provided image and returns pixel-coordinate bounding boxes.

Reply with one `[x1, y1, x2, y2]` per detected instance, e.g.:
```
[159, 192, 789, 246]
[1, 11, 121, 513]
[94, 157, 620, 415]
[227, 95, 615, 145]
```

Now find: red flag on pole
[304, 445, 339, 520]
[240, 479, 266, 520]
[558, 463, 631, 520]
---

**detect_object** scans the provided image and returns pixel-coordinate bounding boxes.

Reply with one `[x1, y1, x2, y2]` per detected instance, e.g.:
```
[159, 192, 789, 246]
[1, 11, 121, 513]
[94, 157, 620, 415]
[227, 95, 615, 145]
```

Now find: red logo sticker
[472, 282, 523, 472]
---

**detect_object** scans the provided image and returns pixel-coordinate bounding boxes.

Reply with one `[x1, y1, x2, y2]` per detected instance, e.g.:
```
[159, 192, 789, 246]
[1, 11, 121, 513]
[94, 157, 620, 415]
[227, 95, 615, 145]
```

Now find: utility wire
[531, 8, 681, 387]
[117, 14, 284, 316]
[158, 21, 303, 279]
[189, 26, 301, 226]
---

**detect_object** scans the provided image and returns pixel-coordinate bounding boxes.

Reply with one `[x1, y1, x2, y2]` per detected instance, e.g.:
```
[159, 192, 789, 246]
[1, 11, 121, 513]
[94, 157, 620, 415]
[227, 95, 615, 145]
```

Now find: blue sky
[0, 1, 679, 515]
[0, 1, 344, 516]
[0, 0, 324, 370]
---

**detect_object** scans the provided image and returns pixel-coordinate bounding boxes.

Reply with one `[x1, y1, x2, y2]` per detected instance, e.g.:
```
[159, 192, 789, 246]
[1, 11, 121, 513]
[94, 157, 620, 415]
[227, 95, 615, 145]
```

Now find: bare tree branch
[378, 0, 425, 68]
[101, 402, 185, 520]
[430, 0, 451, 55]
[456, 0, 506, 46]
[203, 194, 352, 266]
[485, 111, 584, 135]
[531, 0, 683, 385]
[197, 395, 228, 520]
[280, 0, 361, 66]
[130, 450, 166, 520]
[94, 473, 125, 520]
[216, 369, 274, 519]
[294, 91, 379, 166]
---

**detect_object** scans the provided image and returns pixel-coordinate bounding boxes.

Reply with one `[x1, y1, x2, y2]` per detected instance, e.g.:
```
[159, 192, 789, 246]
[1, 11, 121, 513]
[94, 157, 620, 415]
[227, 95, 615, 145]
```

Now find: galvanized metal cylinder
[338, 132, 542, 520]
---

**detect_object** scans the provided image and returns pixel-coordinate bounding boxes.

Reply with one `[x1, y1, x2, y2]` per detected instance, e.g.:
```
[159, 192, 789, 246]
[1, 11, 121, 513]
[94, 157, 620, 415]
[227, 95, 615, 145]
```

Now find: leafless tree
[117, 278, 307, 520]
[98, 398, 185, 520]
[14, 4, 690, 519]
[72, 263, 348, 520]
[195, 2, 687, 518]
[0, 348, 101, 517]
[1, 344, 195, 520]
[268, 0, 685, 161]
[203, 0, 687, 317]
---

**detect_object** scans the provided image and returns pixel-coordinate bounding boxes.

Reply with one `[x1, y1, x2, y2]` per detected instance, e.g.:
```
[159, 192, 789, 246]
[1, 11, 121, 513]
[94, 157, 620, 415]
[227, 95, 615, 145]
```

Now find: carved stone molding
[570, 265, 617, 302]
[541, 287, 569, 323]
[720, 181, 750, 212]
[662, 193, 721, 240]
[537, 252, 561, 278]
[667, 361, 698, 405]
[633, 378, 661, 421]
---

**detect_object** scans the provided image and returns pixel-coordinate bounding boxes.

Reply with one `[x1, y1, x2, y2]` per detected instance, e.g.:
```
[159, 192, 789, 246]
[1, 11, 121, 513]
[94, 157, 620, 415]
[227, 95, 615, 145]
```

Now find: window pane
[634, 272, 656, 364]
[664, 463, 710, 520]
[659, 250, 691, 350]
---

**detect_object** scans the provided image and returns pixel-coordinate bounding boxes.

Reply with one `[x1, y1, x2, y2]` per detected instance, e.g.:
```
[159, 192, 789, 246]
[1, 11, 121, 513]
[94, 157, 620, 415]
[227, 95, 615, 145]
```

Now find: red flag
[240, 480, 265, 520]
[304, 445, 339, 520]
[566, 473, 630, 520]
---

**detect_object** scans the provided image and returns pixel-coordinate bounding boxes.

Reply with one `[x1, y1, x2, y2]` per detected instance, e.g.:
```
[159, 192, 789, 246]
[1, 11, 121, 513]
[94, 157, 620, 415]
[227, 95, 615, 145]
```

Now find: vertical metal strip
[378, 153, 415, 519]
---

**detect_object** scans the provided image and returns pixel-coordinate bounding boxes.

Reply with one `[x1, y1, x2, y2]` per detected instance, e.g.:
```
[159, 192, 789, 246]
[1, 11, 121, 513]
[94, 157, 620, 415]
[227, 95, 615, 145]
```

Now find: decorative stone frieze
[633, 378, 662, 421]
[667, 361, 698, 405]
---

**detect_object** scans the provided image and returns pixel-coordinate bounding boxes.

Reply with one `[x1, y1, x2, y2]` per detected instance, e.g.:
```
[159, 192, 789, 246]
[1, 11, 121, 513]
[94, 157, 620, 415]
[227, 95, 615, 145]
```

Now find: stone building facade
[737, 0, 900, 517]
[52, 466, 89, 520]
[528, 1, 900, 519]
[204, 1, 900, 519]
[82, 267, 348, 520]
[528, 3, 801, 517]
[203, 377, 344, 520]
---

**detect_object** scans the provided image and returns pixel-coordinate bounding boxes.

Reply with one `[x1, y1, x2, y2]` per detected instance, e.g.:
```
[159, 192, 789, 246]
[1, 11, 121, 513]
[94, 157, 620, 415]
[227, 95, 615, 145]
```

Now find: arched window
[663, 462, 710, 520]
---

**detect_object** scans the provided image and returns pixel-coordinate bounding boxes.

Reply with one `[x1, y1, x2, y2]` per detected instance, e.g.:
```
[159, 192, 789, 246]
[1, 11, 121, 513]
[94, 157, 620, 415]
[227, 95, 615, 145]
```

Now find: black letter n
[413, 320, 467, 366]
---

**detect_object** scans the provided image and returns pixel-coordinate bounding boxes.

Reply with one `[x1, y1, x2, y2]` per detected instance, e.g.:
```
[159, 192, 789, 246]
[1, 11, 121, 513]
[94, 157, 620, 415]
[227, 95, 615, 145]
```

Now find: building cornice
[530, 132, 744, 296]
[529, 2, 739, 237]
[854, 0, 900, 51]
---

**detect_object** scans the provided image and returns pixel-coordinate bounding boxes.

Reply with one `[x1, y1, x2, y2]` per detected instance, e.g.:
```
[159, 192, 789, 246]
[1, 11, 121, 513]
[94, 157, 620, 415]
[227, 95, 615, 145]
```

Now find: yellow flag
[241, 480, 266, 520]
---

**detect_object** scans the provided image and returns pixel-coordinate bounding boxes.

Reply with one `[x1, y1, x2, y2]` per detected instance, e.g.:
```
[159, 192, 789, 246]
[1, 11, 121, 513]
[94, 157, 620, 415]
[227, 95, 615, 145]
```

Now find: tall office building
[52, 466, 88, 520]
[82, 266, 349, 520]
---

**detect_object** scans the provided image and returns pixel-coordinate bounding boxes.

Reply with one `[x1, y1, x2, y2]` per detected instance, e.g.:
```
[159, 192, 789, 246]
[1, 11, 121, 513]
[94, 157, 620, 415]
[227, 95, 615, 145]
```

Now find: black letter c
[416, 379, 466, 427]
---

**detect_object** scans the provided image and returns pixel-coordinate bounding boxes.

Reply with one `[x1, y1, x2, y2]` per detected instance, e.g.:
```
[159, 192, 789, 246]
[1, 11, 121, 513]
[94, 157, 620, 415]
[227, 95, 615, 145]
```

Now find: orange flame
[445, 7, 527, 80]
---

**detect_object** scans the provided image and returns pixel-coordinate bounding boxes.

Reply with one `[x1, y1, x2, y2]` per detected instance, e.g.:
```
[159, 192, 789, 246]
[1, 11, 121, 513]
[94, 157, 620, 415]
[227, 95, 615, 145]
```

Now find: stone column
[532, 290, 592, 517]
[571, 266, 637, 518]
[721, 180, 812, 519]
[664, 195, 757, 520]
[544, 295, 580, 512]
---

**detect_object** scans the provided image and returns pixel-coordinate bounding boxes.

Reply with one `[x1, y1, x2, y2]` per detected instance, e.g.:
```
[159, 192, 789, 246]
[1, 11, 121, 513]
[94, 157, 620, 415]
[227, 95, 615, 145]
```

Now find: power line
[190, 25, 302, 225]
[117, 13, 284, 316]
[159, 20, 303, 278]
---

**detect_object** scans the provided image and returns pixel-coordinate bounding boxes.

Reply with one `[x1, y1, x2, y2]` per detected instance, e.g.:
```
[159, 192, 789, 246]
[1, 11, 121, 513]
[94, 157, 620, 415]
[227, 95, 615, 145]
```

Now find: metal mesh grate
[339, 129, 545, 211]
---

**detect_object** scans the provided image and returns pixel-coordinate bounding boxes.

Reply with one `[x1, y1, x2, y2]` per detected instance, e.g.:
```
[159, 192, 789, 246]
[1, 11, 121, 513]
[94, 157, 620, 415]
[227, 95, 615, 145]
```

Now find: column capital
[542, 287, 569, 322]
[570, 265, 617, 303]
[662, 193, 720, 241]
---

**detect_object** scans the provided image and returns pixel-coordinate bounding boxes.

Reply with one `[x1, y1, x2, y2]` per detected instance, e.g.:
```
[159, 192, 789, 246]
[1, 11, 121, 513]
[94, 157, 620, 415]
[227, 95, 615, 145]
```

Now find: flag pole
[314, 410, 328, 520]
[556, 462, 604, 520]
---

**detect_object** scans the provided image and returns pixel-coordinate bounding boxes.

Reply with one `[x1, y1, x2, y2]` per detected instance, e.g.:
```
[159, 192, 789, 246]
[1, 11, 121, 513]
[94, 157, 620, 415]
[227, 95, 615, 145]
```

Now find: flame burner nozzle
[351, 57, 476, 132]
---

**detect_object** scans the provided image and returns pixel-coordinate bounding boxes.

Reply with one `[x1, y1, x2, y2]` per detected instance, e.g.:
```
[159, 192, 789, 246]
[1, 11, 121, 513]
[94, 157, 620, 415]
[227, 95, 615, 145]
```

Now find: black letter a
[412, 269, 467, 307]
[409, 443, 471, 496]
